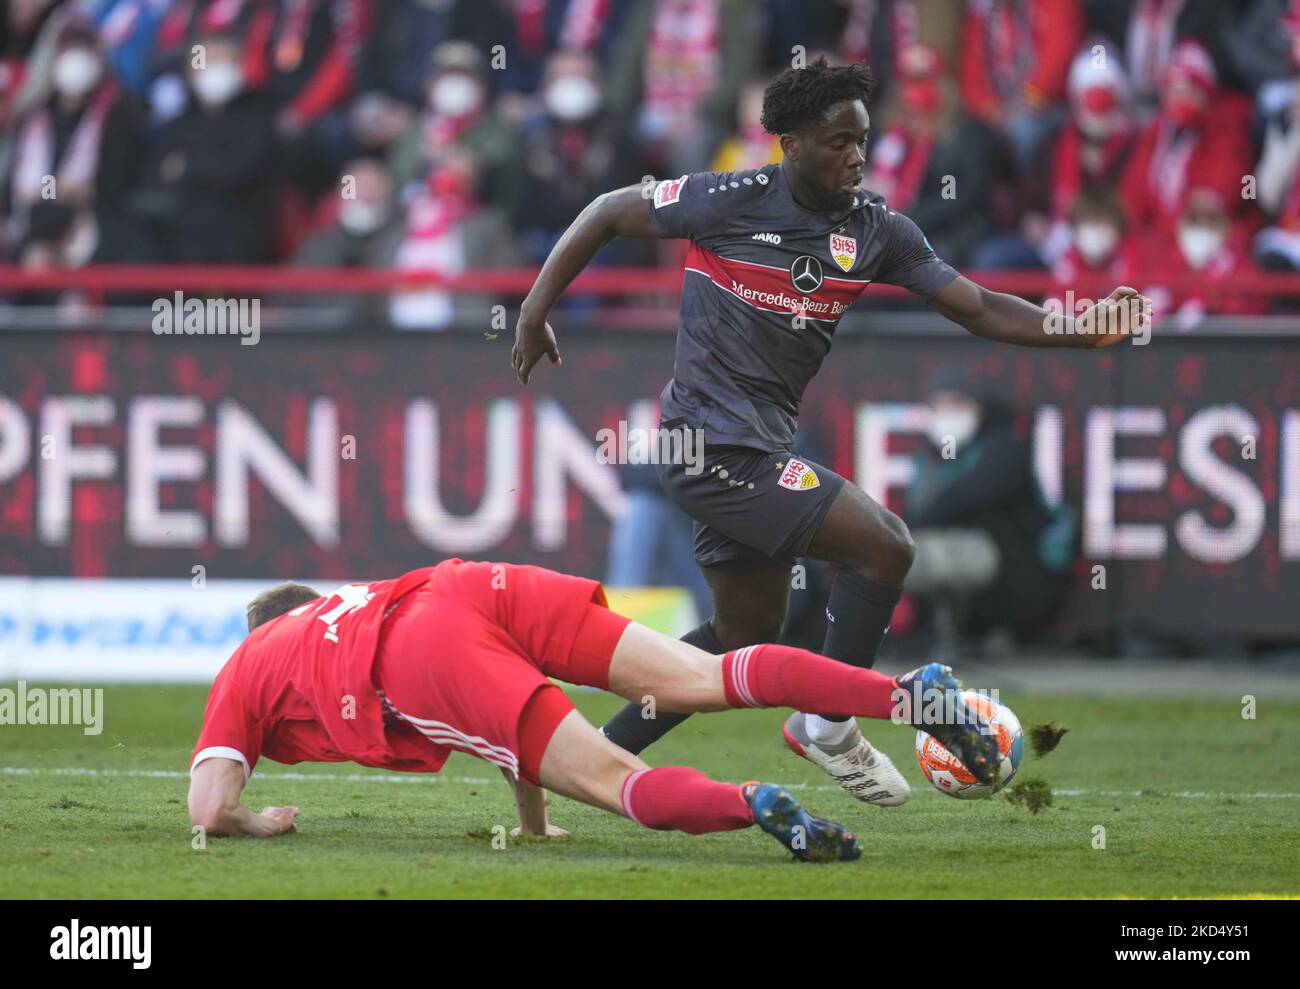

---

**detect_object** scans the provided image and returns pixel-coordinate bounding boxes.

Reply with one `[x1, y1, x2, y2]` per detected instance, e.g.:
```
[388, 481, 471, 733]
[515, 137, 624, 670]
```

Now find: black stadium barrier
[1, 324, 1298, 646]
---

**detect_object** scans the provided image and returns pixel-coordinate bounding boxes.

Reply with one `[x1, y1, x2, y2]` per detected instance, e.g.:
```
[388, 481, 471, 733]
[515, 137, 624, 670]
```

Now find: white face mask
[339, 201, 390, 236]
[544, 75, 602, 122]
[926, 408, 980, 452]
[429, 74, 482, 117]
[1075, 222, 1119, 265]
[52, 49, 102, 99]
[1178, 224, 1225, 270]
[191, 62, 243, 108]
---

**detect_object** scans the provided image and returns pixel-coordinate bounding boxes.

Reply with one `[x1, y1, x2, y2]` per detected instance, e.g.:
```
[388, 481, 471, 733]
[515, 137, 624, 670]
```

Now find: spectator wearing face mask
[1118, 38, 1254, 237]
[1140, 186, 1267, 330]
[979, 40, 1137, 272]
[286, 156, 405, 323]
[306, 0, 477, 175]
[1052, 187, 1137, 288]
[1083, 0, 1225, 119]
[1037, 42, 1137, 255]
[868, 42, 997, 268]
[510, 49, 640, 270]
[902, 367, 1077, 653]
[388, 143, 527, 331]
[2, 19, 141, 264]
[388, 41, 522, 218]
[129, 32, 276, 263]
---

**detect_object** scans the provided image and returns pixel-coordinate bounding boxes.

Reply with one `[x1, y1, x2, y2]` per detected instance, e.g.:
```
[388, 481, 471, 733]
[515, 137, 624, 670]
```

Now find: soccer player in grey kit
[512, 57, 1150, 805]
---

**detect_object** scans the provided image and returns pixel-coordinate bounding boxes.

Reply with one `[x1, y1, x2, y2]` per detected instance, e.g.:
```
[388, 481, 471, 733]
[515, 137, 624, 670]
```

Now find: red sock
[620, 766, 755, 835]
[722, 643, 898, 720]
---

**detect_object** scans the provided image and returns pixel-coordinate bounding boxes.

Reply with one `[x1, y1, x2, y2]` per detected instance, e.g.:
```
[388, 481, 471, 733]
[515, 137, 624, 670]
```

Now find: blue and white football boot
[742, 782, 862, 862]
[893, 662, 1001, 785]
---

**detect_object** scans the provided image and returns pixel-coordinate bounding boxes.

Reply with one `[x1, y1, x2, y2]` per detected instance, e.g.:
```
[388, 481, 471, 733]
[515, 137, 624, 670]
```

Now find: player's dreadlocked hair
[760, 57, 876, 135]
[246, 581, 321, 632]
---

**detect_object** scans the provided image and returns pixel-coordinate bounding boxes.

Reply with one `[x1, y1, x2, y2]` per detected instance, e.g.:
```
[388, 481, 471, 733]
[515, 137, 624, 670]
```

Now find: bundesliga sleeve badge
[830, 233, 857, 272]
[653, 175, 688, 209]
[777, 458, 821, 490]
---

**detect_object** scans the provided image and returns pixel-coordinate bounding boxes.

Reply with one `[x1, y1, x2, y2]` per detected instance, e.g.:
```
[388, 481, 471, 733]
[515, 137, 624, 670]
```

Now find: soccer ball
[914, 691, 1023, 799]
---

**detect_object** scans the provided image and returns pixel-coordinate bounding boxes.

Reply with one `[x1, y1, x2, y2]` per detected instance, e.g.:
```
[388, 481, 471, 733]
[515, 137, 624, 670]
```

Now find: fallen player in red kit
[188, 559, 999, 862]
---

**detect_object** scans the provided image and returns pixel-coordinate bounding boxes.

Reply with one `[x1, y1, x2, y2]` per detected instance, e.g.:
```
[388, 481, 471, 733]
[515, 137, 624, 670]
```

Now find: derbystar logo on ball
[778, 458, 820, 490]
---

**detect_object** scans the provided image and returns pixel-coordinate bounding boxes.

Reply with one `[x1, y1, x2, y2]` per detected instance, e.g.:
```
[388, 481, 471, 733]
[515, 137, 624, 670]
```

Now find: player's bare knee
[888, 518, 917, 575]
[845, 514, 915, 584]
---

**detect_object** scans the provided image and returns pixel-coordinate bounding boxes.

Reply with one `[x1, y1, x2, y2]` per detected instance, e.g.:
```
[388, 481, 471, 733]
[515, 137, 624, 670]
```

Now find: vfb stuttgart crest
[829, 232, 857, 272]
[777, 458, 821, 490]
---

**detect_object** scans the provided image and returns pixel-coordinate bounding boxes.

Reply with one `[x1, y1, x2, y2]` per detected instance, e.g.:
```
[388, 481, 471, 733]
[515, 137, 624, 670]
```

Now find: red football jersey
[191, 566, 443, 780]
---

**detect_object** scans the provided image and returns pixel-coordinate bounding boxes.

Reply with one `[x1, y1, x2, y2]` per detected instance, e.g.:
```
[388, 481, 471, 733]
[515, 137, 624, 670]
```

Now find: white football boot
[783, 712, 910, 806]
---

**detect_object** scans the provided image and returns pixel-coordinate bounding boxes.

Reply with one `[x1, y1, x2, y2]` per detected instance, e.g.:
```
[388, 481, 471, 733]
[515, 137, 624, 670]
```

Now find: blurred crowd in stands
[5, 0, 1300, 327]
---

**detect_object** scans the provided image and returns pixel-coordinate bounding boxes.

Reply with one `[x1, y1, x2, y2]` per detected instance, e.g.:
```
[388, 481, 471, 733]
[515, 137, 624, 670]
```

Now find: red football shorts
[372, 561, 631, 785]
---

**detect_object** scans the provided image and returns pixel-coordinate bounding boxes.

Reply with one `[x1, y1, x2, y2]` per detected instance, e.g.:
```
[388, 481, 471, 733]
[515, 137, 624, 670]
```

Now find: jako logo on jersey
[751, 232, 782, 244]
[830, 233, 857, 272]
[778, 458, 820, 490]
[653, 175, 688, 209]
[790, 256, 823, 293]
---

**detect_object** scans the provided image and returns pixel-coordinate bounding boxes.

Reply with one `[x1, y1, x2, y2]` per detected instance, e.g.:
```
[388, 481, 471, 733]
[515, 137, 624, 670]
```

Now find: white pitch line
[4, 766, 1300, 799]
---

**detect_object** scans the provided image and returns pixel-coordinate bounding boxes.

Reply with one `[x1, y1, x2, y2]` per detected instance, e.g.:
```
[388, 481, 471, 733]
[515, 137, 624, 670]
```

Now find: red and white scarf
[1146, 115, 1197, 217]
[1127, 0, 1185, 97]
[11, 82, 117, 210]
[642, 0, 720, 133]
[870, 124, 934, 212]
[559, 0, 613, 51]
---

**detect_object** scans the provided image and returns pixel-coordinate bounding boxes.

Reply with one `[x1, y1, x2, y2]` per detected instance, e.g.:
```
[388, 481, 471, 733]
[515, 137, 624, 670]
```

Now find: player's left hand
[1079, 286, 1153, 348]
[512, 315, 561, 385]
[511, 824, 569, 838]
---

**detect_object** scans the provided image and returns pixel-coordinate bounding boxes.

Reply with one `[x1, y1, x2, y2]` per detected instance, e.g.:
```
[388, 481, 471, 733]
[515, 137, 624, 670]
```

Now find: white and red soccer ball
[915, 691, 1024, 799]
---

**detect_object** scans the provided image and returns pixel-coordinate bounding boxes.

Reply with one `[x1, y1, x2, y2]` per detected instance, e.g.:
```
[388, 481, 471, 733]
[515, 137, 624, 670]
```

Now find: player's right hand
[512, 317, 562, 385]
[259, 806, 300, 836]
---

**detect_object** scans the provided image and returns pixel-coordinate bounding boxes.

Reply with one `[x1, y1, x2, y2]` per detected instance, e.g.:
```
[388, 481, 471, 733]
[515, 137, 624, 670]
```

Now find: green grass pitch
[2, 683, 1298, 899]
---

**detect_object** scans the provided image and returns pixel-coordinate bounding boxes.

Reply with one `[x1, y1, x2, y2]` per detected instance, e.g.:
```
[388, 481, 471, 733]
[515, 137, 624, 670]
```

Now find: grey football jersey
[647, 162, 958, 452]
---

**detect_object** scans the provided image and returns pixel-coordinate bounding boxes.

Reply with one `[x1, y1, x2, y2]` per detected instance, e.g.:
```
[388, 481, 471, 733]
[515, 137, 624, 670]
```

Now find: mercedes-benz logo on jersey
[790, 255, 823, 294]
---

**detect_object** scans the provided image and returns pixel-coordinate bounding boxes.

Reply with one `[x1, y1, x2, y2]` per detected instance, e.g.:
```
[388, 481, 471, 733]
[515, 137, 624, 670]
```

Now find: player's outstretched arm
[499, 767, 568, 838]
[188, 758, 298, 838]
[512, 184, 662, 385]
[930, 275, 1153, 349]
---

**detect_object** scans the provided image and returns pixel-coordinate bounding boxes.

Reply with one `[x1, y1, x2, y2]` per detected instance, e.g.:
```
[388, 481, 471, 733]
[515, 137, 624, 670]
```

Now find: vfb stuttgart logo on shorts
[778, 458, 821, 490]
[829, 233, 857, 272]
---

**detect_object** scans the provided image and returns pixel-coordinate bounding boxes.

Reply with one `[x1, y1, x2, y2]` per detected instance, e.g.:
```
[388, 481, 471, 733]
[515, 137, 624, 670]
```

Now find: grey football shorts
[654, 429, 847, 569]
